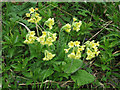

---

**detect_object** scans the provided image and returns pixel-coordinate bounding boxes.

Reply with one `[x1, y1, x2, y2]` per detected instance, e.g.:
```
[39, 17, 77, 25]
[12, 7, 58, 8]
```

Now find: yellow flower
[52, 33, 57, 41]
[81, 45, 85, 49]
[43, 50, 55, 61]
[72, 21, 82, 32]
[78, 21, 82, 26]
[35, 12, 39, 17]
[49, 18, 54, 25]
[73, 17, 77, 22]
[35, 8, 38, 11]
[64, 48, 70, 53]
[45, 37, 53, 46]
[29, 31, 35, 36]
[26, 13, 30, 17]
[66, 24, 71, 28]
[45, 18, 54, 30]
[62, 24, 71, 33]
[74, 41, 80, 47]
[95, 42, 99, 46]
[28, 18, 34, 23]
[93, 47, 98, 52]
[77, 45, 85, 52]
[37, 36, 45, 45]
[68, 41, 74, 48]
[86, 48, 92, 55]
[29, 7, 35, 13]
[75, 51, 81, 59]
[35, 16, 42, 23]
[68, 52, 76, 59]
[75, 54, 81, 59]
[45, 41, 53, 46]
[86, 52, 95, 60]
[47, 37, 53, 42]
[95, 51, 100, 56]
[42, 31, 47, 37]
[49, 25, 53, 30]
[28, 35, 36, 41]
[24, 39, 29, 44]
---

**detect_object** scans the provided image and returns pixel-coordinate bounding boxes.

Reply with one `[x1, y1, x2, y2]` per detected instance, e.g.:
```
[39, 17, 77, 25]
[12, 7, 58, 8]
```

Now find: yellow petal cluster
[45, 18, 54, 30]
[65, 41, 84, 59]
[62, 18, 82, 33]
[43, 50, 55, 61]
[26, 7, 42, 24]
[37, 31, 57, 46]
[85, 40, 100, 60]
[29, 7, 35, 13]
[62, 23, 71, 33]
[73, 17, 77, 22]
[24, 31, 37, 44]
[72, 20, 82, 32]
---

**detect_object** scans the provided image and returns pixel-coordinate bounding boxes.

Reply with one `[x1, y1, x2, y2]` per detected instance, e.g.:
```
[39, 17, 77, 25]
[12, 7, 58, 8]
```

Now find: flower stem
[35, 23, 39, 36]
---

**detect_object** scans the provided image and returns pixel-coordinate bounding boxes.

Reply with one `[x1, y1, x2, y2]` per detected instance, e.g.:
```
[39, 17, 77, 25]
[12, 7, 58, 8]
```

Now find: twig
[107, 83, 116, 89]
[88, 21, 113, 41]
[19, 80, 74, 86]
[39, 4, 51, 11]
[35, 23, 40, 36]
[61, 80, 74, 87]
[19, 80, 57, 86]
[39, 24, 46, 31]
[112, 50, 120, 55]
[50, 4, 73, 17]
[17, 22, 30, 32]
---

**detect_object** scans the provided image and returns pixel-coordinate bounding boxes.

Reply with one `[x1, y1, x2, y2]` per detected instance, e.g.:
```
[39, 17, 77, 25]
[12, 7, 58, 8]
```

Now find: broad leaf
[62, 59, 83, 74]
[71, 70, 94, 86]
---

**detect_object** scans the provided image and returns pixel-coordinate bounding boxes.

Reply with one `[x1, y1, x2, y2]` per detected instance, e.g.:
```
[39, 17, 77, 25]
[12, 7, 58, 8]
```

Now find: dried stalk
[88, 21, 112, 41]
[112, 50, 120, 55]
[17, 22, 30, 32]
[19, 80, 74, 86]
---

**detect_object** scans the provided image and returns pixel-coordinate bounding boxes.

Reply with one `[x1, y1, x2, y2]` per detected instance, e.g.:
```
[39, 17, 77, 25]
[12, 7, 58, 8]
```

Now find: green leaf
[40, 68, 54, 80]
[71, 70, 94, 86]
[101, 65, 110, 71]
[14, 43, 24, 47]
[62, 59, 83, 74]
[26, 80, 33, 85]
[11, 64, 22, 71]
[109, 41, 120, 48]
[9, 48, 14, 58]
[22, 71, 33, 78]
[28, 44, 37, 58]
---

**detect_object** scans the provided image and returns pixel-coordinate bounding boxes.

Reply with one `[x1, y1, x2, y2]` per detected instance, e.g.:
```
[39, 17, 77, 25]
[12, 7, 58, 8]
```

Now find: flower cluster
[85, 40, 100, 60]
[62, 24, 71, 33]
[64, 40, 100, 60]
[62, 18, 82, 33]
[23, 7, 100, 61]
[64, 41, 85, 59]
[43, 50, 55, 61]
[24, 31, 37, 44]
[72, 18, 82, 32]
[26, 7, 42, 23]
[45, 18, 54, 30]
[37, 31, 57, 46]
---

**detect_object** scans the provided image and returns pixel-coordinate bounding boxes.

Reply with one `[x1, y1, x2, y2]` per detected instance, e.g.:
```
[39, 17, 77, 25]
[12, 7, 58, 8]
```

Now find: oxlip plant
[18, 7, 101, 87]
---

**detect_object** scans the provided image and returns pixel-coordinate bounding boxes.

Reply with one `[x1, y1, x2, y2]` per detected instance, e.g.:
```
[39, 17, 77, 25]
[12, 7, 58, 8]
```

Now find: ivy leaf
[71, 70, 94, 86]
